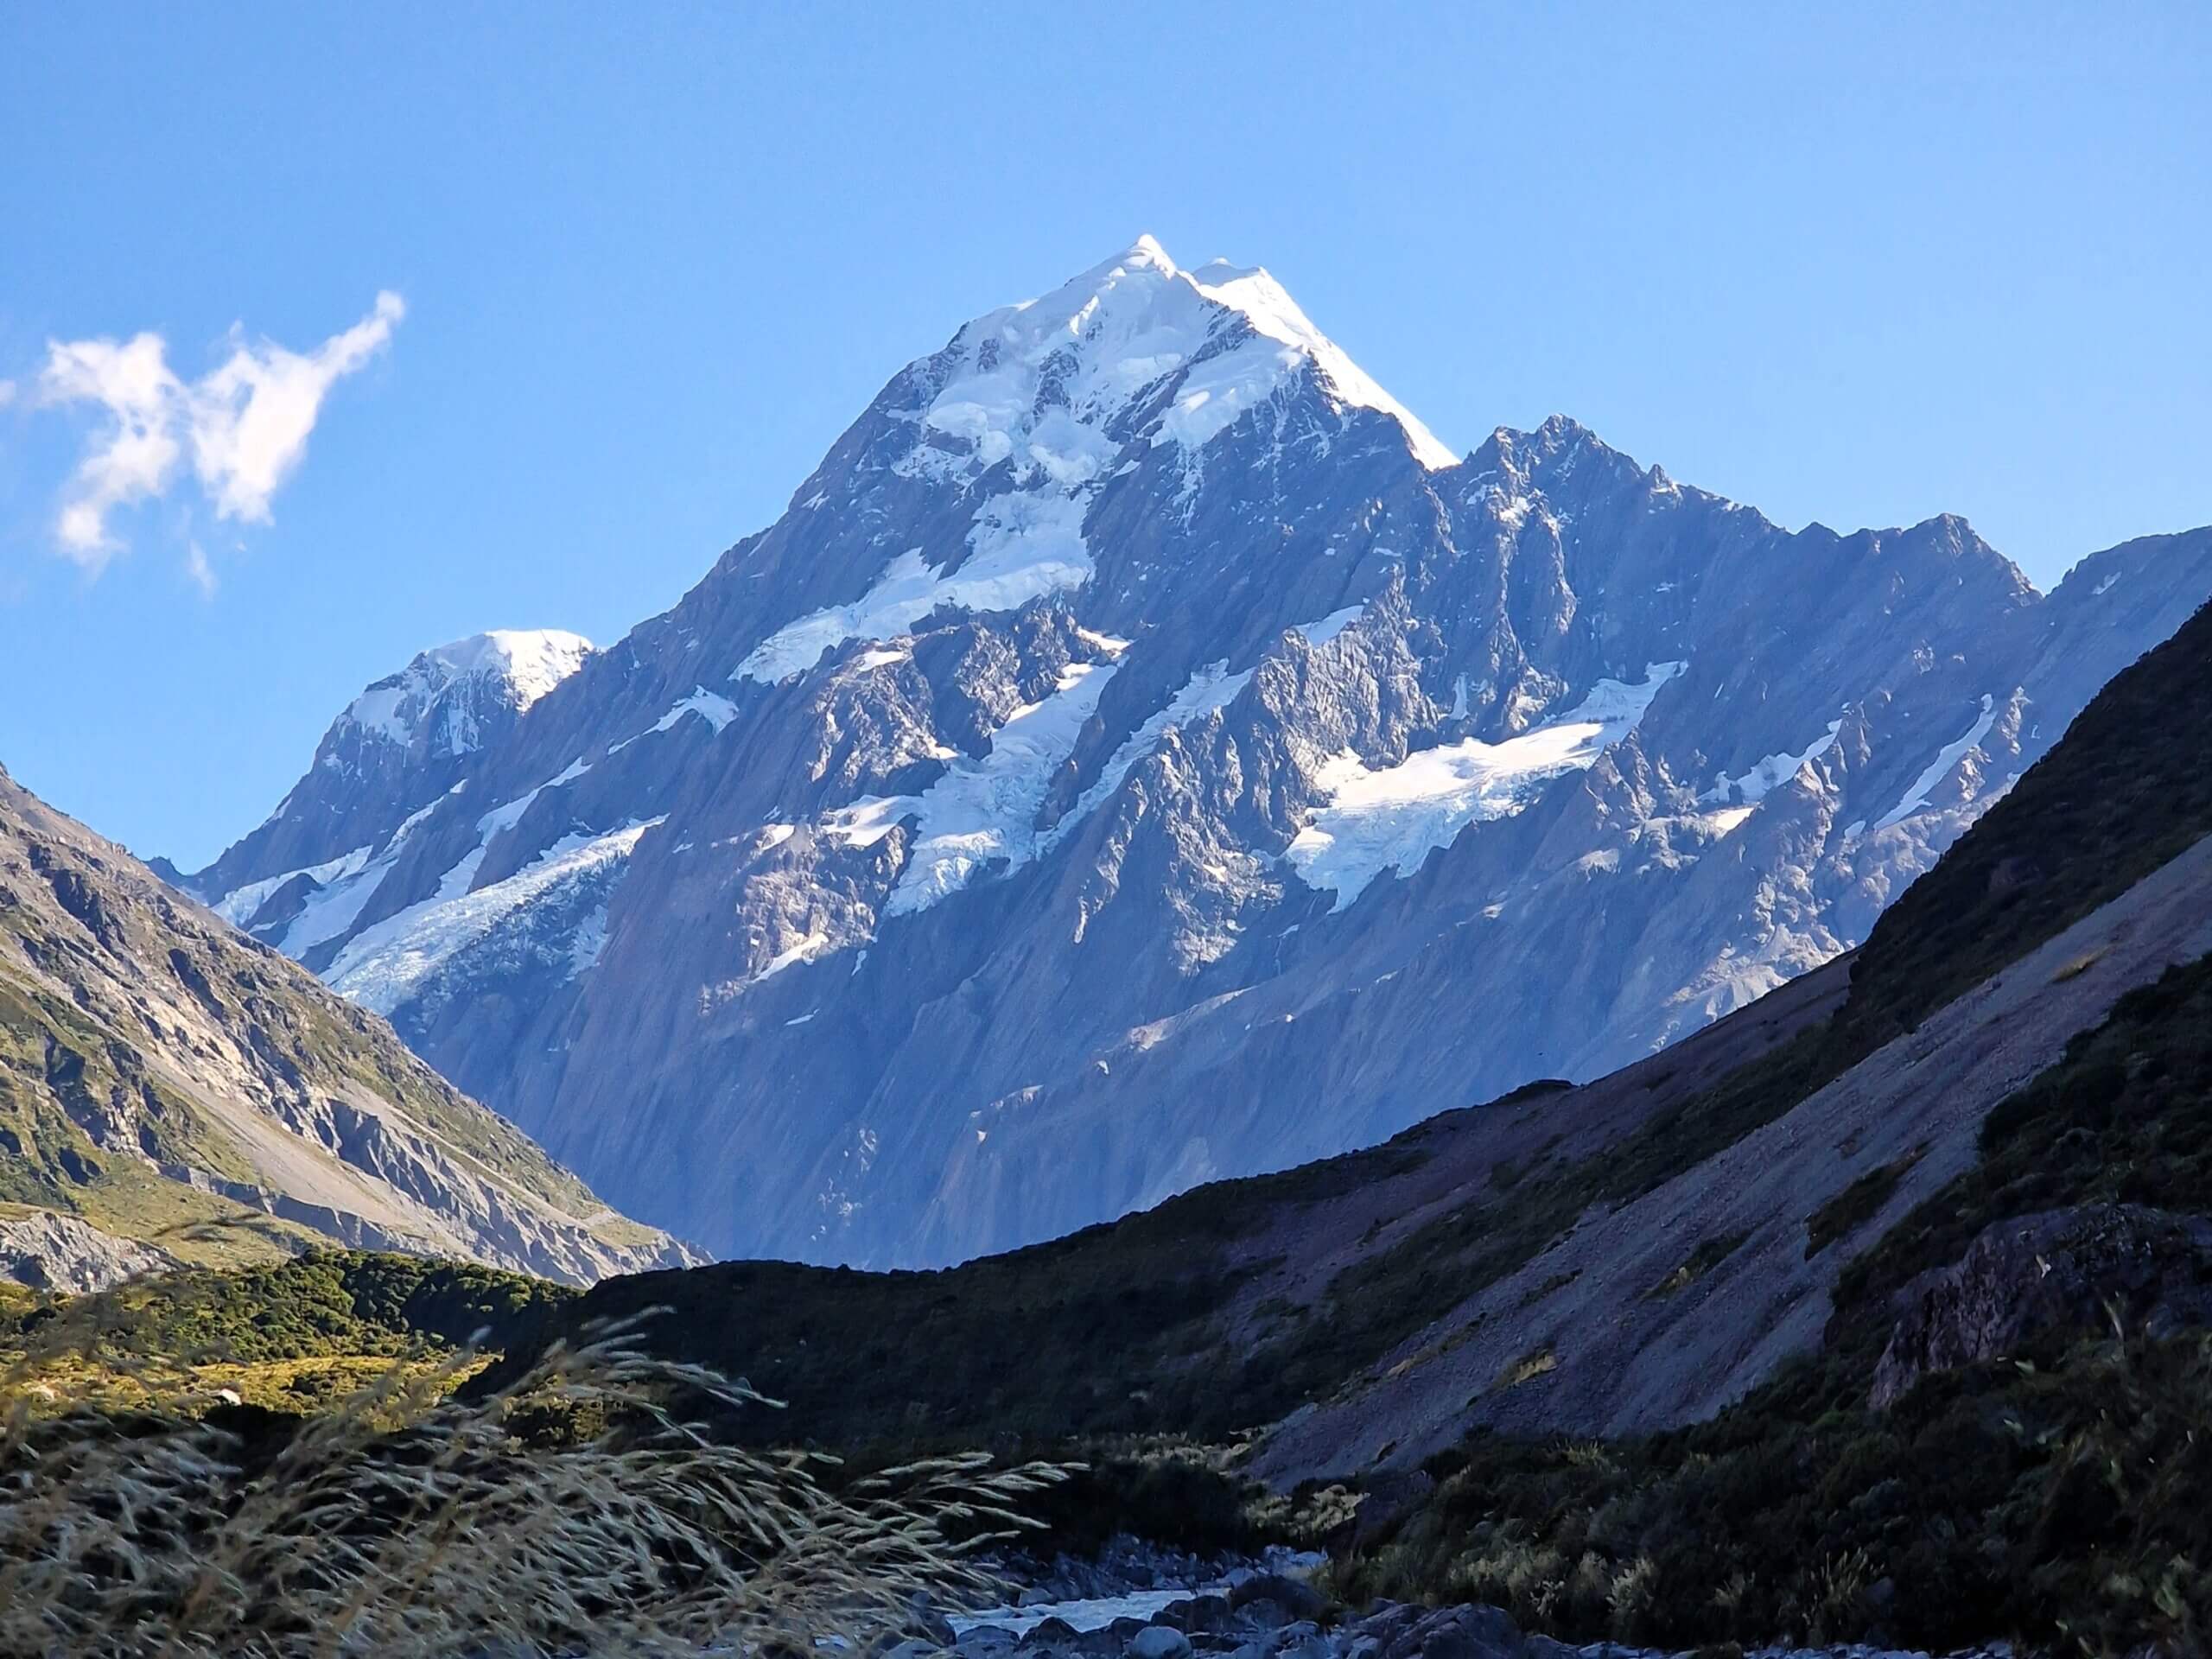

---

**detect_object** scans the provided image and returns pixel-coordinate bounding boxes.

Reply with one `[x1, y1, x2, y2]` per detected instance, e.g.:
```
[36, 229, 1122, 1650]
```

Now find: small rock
[1230, 1576, 1326, 1624]
[1178, 1595, 1235, 1635]
[1131, 1629, 1194, 1659]
[907, 1605, 959, 1647]
[1023, 1620, 1080, 1648]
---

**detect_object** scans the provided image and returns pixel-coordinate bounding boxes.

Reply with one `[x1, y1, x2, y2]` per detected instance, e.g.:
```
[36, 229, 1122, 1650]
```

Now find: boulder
[1172, 1594, 1234, 1635]
[906, 1603, 960, 1648]
[1872, 1204, 2212, 1408]
[1229, 1575, 1326, 1623]
[1130, 1628, 1194, 1659]
[1379, 1605, 1524, 1659]
[1236, 1601, 1293, 1632]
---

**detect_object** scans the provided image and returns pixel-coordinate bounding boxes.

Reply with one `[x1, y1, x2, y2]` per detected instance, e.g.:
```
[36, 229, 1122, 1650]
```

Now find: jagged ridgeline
[171, 238, 2212, 1268]
[0, 761, 699, 1287]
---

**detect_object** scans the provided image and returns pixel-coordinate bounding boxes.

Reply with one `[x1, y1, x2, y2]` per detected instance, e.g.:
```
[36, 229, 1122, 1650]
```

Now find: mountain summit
[172, 244, 2212, 1267]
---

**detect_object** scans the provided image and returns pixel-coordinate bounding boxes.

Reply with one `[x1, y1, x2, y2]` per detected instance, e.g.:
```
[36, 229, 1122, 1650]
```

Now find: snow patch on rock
[735, 493, 1093, 684]
[1289, 662, 1687, 908]
[1874, 694, 1999, 831]
[826, 661, 1120, 914]
[340, 630, 591, 753]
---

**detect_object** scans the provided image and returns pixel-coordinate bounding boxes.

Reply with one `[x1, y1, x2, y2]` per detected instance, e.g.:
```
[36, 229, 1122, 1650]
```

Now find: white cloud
[0, 379, 16, 406]
[40, 333, 182, 569]
[35, 293, 403, 571]
[185, 540, 217, 597]
[188, 290, 404, 525]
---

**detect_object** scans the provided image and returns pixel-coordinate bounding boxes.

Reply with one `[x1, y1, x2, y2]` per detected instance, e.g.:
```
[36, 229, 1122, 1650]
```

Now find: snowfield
[1289, 662, 1687, 907]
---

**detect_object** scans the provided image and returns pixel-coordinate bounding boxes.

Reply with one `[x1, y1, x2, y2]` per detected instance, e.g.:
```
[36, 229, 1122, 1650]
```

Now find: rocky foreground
[917, 1547, 2013, 1659]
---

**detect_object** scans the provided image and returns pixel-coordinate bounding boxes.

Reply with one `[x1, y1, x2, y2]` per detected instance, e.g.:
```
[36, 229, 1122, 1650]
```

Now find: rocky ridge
[0, 760, 698, 1286]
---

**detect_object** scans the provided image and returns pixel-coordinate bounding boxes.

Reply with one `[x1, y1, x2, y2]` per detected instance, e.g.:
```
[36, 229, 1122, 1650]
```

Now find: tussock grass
[2, 1248, 1066, 1657]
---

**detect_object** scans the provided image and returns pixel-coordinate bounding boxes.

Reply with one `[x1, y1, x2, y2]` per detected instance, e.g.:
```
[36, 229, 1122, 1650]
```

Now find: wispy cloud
[35, 292, 404, 574]
[184, 540, 217, 598]
[0, 379, 16, 407]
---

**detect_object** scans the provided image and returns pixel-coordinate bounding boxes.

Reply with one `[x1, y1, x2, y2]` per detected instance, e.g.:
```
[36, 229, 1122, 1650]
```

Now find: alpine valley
[166, 238, 2212, 1268]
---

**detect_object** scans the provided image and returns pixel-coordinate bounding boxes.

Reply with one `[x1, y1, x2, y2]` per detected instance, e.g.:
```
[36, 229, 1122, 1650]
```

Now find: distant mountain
[0, 760, 698, 1289]
[174, 237, 2212, 1267]
[158, 629, 593, 927]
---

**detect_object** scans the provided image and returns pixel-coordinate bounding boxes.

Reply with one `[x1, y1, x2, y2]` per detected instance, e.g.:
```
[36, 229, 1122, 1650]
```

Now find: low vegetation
[3, 1255, 1065, 1657]
[0, 1249, 571, 1395]
[1337, 1325, 2212, 1653]
[1338, 950, 2212, 1655]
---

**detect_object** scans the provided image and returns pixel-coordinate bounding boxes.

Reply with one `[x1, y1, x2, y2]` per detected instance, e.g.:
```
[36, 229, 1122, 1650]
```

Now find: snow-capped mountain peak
[341, 629, 593, 753]
[897, 235, 1454, 492]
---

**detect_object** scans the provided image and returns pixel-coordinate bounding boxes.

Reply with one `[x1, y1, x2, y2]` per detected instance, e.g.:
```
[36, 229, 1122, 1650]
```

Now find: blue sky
[3, 3, 2206, 867]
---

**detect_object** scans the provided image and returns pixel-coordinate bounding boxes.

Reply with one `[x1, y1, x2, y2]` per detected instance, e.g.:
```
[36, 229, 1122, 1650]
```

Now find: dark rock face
[175, 238, 2212, 1268]
[1871, 1204, 2212, 1408]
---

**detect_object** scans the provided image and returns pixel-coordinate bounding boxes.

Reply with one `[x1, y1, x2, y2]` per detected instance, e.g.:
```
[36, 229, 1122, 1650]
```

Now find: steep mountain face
[161, 628, 593, 927]
[178, 238, 2212, 1267]
[0, 762, 696, 1287]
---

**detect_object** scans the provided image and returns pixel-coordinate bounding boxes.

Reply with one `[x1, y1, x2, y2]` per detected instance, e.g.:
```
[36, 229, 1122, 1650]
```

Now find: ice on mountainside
[825, 659, 1121, 914]
[612, 687, 742, 749]
[1046, 658, 1255, 850]
[1299, 605, 1366, 645]
[1700, 717, 1846, 804]
[737, 495, 1093, 683]
[1875, 694, 1999, 830]
[327, 817, 664, 1015]
[1288, 663, 1688, 908]
[904, 235, 1453, 486]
